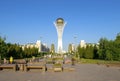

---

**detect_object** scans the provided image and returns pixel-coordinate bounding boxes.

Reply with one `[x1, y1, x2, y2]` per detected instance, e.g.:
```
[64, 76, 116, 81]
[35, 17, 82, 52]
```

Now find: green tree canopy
[68, 44, 73, 53]
[50, 43, 55, 54]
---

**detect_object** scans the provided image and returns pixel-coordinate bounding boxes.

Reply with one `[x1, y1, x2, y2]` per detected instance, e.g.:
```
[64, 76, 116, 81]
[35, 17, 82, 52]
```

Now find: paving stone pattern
[0, 64, 120, 81]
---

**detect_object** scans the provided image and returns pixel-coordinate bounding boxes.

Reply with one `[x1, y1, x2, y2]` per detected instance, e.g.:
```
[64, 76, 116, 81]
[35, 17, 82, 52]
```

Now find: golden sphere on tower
[56, 18, 64, 25]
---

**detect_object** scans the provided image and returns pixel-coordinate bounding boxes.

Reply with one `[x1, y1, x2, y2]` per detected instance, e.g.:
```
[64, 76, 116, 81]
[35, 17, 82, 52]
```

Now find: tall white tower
[54, 18, 66, 54]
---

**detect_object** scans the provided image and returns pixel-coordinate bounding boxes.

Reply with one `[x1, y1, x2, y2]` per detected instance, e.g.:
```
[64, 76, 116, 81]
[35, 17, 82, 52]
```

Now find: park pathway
[0, 64, 120, 81]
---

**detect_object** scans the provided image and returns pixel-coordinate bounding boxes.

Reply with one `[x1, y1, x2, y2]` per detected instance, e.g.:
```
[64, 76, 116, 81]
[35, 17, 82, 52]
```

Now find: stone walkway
[0, 64, 120, 81]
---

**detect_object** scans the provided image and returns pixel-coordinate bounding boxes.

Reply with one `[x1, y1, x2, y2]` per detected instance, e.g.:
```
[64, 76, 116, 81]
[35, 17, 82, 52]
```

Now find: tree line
[69, 33, 120, 61]
[1, 33, 120, 61]
[0, 37, 47, 59]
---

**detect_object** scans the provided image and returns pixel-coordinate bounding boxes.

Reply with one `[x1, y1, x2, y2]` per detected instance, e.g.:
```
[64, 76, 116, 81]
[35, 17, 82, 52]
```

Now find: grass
[79, 58, 120, 64]
[53, 63, 62, 68]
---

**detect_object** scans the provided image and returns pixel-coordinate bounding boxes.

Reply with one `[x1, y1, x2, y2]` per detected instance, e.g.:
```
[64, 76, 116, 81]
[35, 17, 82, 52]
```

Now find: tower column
[54, 18, 66, 54]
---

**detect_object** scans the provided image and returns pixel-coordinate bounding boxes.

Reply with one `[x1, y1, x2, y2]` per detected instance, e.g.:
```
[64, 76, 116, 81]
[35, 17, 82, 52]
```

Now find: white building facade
[79, 40, 99, 48]
[80, 40, 86, 48]
[22, 40, 49, 52]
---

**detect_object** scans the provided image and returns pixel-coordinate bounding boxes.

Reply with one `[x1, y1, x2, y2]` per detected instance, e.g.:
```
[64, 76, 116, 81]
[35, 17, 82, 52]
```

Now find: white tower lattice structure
[54, 18, 66, 54]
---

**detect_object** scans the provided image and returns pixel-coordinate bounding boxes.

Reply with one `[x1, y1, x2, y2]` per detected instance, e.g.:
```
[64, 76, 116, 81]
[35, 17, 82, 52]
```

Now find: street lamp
[74, 36, 80, 61]
[74, 36, 77, 56]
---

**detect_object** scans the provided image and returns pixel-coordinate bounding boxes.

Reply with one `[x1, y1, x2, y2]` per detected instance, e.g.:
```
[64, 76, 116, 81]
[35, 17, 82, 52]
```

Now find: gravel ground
[0, 64, 120, 81]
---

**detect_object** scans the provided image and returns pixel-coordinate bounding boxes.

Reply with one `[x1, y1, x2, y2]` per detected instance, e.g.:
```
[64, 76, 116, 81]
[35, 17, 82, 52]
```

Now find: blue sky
[0, 0, 120, 51]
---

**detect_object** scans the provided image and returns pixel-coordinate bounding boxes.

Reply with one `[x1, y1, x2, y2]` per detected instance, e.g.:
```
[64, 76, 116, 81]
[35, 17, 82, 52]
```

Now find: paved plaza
[0, 64, 120, 81]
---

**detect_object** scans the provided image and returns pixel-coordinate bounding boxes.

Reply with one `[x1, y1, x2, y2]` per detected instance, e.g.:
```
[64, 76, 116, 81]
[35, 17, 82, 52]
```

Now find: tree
[23, 47, 38, 58]
[98, 33, 120, 61]
[93, 45, 99, 59]
[115, 33, 120, 43]
[50, 44, 55, 54]
[0, 36, 7, 59]
[105, 50, 113, 60]
[84, 45, 94, 59]
[68, 44, 73, 53]
[6, 43, 23, 59]
[113, 33, 120, 61]
[98, 38, 109, 59]
[77, 45, 86, 58]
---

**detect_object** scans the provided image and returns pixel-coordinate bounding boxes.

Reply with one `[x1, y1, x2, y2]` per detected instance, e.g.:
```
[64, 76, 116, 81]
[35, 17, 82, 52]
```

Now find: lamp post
[74, 36, 77, 57]
[0, 43, 1, 64]
[74, 36, 79, 61]
[0, 55, 1, 64]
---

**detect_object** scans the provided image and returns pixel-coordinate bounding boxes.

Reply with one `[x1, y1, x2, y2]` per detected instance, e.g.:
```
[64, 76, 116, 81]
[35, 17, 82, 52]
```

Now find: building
[80, 40, 86, 48]
[71, 43, 75, 52]
[79, 40, 99, 48]
[22, 40, 49, 52]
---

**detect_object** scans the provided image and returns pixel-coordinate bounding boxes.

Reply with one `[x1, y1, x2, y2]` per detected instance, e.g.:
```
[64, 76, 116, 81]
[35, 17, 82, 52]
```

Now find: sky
[0, 0, 120, 51]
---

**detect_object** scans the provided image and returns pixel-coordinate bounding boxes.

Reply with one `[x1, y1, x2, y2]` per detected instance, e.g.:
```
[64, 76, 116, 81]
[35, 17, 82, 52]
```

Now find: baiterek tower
[54, 18, 66, 54]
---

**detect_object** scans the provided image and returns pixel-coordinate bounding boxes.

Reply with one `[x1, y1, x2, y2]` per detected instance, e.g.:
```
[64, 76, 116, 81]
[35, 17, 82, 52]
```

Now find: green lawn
[79, 58, 120, 64]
